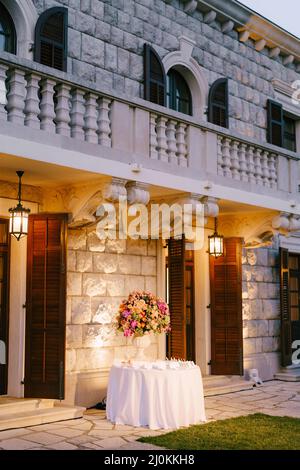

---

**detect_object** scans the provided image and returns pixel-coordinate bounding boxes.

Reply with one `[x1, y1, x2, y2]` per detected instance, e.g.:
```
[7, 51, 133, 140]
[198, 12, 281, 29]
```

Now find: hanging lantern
[208, 217, 224, 257]
[9, 171, 30, 241]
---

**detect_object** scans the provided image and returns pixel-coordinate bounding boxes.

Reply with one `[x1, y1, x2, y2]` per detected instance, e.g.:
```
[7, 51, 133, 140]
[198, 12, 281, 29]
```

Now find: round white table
[106, 363, 206, 430]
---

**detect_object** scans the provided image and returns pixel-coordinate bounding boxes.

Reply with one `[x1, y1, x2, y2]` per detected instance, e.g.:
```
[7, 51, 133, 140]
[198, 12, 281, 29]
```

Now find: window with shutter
[144, 44, 166, 106]
[280, 247, 292, 367]
[167, 237, 186, 360]
[35, 7, 68, 72]
[25, 214, 67, 399]
[208, 78, 228, 128]
[0, 3, 16, 54]
[267, 99, 284, 147]
[209, 238, 243, 375]
[167, 69, 192, 116]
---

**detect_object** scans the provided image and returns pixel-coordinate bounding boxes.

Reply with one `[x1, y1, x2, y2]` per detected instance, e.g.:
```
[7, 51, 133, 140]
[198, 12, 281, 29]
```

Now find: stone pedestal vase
[133, 334, 151, 361]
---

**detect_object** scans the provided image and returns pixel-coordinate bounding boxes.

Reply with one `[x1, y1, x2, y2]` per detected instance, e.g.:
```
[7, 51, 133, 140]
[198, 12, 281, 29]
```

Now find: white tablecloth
[106, 364, 206, 430]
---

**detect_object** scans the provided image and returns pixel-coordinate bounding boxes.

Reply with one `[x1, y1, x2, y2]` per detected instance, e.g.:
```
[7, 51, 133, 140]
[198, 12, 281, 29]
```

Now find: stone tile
[0, 428, 32, 440]
[81, 442, 104, 450]
[66, 435, 98, 445]
[95, 436, 127, 449]
[46, 441, 79, 450]
[88, 429, 132, 438]
[0, 438, 37, 450]
[48, 427, 85, 438]
[22, 432, 63, 445]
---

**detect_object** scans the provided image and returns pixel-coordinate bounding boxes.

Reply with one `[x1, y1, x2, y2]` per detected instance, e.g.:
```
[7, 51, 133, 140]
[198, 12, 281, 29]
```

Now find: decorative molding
[163, 38, 209, 118]
[272, 212, 300, 234]
[69, 191, 103, 228]
[184, 0, 198, 14]
[221, 20, 234, 34]
[201, 196, 219, 218]
[239, 30, 250, 43]
[269, 47, 281, 58]
[126, 182, 150, 205]
[102, 177, 127, 202]
[203, 10, 217, 24]
[255, 39, 267, 52]
[283, 54, 295, 66]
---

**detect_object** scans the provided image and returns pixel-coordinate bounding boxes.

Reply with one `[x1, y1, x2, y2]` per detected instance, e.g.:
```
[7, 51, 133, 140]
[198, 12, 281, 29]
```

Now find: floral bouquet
[116, 291, 171, 338]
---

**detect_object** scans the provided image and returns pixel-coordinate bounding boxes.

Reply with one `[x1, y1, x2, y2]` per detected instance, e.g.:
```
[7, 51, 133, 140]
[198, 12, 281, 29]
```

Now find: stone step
[0, 398, 55, 416]
[0, 405, 85, 431]
[203, 376, 253, 397]
[274, 368, 300, 382]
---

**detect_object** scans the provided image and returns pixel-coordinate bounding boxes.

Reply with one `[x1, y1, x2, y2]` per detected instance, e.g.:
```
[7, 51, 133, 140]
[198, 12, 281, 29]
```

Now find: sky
[239, 0, 300, 38]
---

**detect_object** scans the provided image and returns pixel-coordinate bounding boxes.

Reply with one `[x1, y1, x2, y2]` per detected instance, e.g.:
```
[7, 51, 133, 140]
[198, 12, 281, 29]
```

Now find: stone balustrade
[217, 135, 278, 189]
[0, 63, 112, 147]
[150, 112, 189, 167]
[0, 57, 298, 203]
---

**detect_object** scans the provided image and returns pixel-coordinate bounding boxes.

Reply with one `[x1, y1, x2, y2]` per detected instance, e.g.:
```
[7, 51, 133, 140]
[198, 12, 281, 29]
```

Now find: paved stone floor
[0, 380, 299, 450]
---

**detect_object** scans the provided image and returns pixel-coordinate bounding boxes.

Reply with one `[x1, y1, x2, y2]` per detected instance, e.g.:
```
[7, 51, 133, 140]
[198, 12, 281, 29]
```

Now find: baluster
[176, 123, 188, 167]
[24, 73, 41, 129]
[246, 145, 256, 184]
[39, 78, 56, 132]
[221, 137, 232, 178]
[261, 151, 270, 187]
[254, 148, 263, 185]
[166, 119, 177, 165]
[70, 89, 85, 140]
[217, 136, 224, 176]
[0, 64, 8, 121]
[84, 92, 98, 143]
[157, 116, 168, 162]
[150, 113, 158, 160]
[97, 97, 111, 147]
[55, 83, 71, 136]
[269, 153, 278, 189]
[230, 140, 240, 180]
[238, 143, 248, 182]
[6, 69, 26, 125]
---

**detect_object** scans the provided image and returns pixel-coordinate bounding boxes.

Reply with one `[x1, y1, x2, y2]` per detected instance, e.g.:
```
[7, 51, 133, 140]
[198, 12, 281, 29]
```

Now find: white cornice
[180, 0, 300, 65]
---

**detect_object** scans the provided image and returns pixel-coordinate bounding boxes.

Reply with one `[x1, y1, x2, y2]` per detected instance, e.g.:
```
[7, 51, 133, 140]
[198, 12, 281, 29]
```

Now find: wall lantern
[208, 217, 224, 257]
[9, 171, 31, 241]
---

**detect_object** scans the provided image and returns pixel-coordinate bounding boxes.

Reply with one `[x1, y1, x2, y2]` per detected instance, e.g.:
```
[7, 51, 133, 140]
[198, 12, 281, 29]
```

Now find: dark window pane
[0, 4, 16, 54]
[283, 115, 296, 152]
[209, 79, 228, 128]
[167, 69, 192, 116]
[36, 8, 67, 72]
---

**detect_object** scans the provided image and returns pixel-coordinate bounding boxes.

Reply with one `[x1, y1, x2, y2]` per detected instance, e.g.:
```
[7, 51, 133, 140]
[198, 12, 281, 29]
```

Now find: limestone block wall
[65, 227, 158, 405]
[242, 243, 281, 380]
[30, 0, 300, 143]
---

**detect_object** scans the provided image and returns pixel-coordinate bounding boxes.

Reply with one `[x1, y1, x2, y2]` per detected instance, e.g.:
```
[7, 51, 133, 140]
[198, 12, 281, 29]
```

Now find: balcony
[0, 52, 299, 214]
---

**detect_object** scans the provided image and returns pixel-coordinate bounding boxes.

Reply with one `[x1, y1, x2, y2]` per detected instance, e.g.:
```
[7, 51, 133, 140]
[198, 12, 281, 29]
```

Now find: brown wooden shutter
[267, 99, 283, 147]
[280, 247, 292, 366]
[25, 214, 67, 399]
[144, 44, 166, 106]
[208, 78, 229, 128]
[168, 237, 186, 359]
[35, 7, 68, 72]
[210, 238, 243, 375]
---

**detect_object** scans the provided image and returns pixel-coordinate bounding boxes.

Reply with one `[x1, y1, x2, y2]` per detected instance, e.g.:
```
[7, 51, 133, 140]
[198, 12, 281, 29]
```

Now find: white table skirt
[106, 365, 206, 430]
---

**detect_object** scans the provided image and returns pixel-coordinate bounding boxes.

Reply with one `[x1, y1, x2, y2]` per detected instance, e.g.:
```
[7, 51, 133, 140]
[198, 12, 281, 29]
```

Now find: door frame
[0, 219, 10, 395]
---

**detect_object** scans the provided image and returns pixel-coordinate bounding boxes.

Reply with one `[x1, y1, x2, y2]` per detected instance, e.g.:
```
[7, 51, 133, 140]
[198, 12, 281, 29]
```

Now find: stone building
[0, 0, 299, 417]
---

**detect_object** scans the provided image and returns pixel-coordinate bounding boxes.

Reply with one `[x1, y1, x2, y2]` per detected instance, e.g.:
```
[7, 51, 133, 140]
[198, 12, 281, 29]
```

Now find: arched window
[0, 3, 16, 54]
[144, 44, 166, 106]
[167, 69, 192, 116]
[35, 7, 68, 71]
[208, 78, 228, 128]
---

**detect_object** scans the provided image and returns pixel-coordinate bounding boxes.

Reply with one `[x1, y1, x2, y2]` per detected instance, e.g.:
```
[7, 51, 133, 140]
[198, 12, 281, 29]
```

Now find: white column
[157, 116, 168, 162]
[70, 89, 85, 140]
[0, 64, 8, 121]
[149, 113, 158, 160]
[55, 83, 71, 136]
[166, 119, 177, 165]
[97, 97, 111, 147]
[84, 92, 98, 144]
[39, 78, 56, 132]
[176, 122, 188, 167]
[238, 143, 248, 182]
[230, 140, 240, 180]
[24, 73, 41, 129]
[221, 137, 232, 178]
[246, 145, 256, 184]
[6, 69, 26, 125]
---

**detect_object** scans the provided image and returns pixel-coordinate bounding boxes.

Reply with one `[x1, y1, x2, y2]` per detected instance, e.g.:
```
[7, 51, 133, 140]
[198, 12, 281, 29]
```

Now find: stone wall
[31, 0, 300, 143]
[242, 242, 281, 380]
[65, 227, 159, 405]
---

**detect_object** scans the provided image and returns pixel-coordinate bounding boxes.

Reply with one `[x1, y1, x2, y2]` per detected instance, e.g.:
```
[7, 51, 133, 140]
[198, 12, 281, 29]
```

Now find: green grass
[138, 413, 300, 450]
